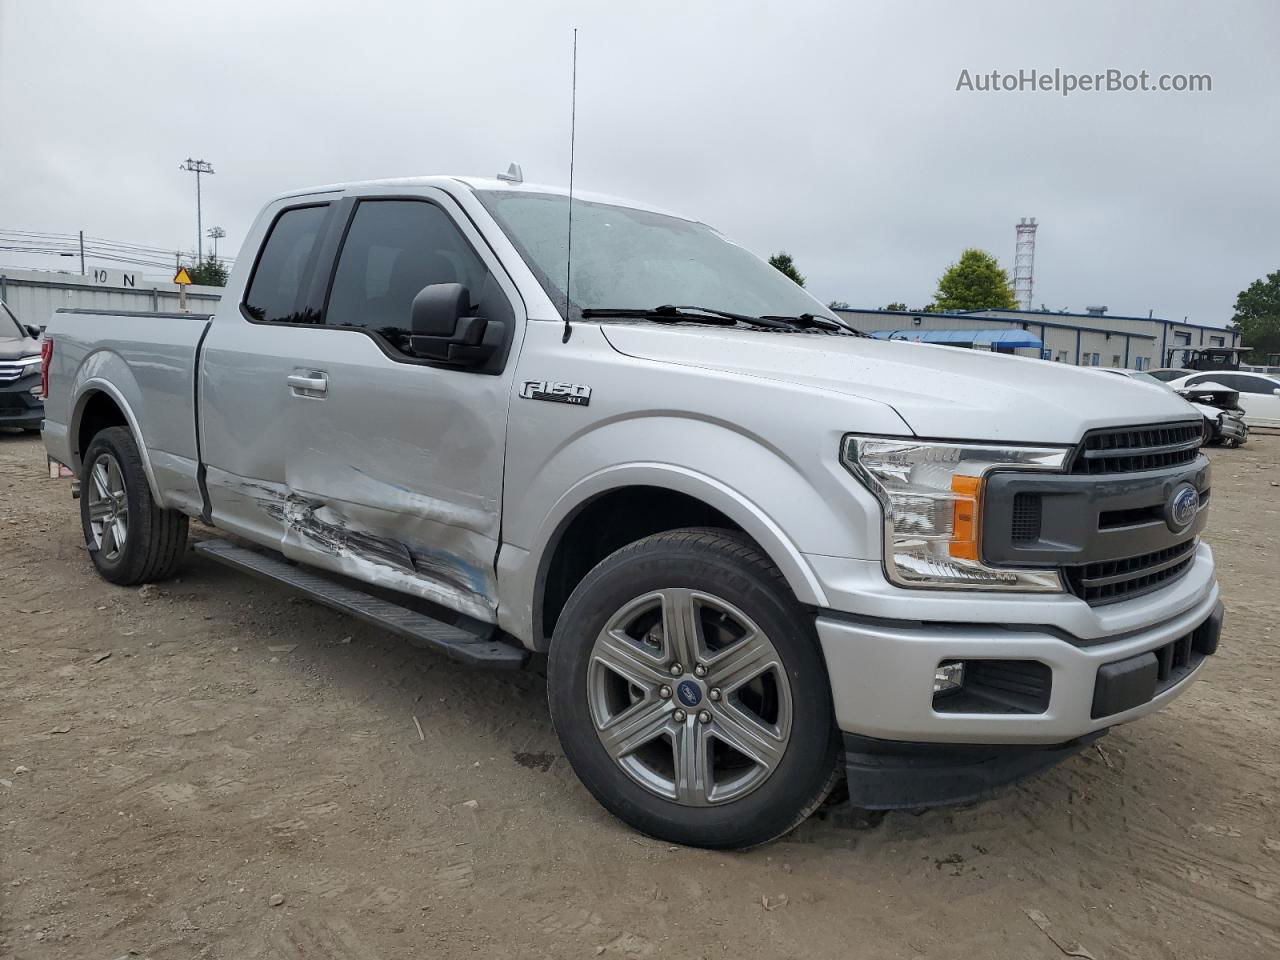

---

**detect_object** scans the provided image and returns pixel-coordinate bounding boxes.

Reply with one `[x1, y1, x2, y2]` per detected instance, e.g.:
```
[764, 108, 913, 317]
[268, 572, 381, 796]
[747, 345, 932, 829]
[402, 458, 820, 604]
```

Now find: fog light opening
[933, 660, 965, 695]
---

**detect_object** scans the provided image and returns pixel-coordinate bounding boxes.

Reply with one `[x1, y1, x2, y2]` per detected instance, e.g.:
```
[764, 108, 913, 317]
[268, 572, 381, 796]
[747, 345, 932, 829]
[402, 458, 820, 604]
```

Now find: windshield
[476, 190, 838, 324]
[0, 301, 25, 340]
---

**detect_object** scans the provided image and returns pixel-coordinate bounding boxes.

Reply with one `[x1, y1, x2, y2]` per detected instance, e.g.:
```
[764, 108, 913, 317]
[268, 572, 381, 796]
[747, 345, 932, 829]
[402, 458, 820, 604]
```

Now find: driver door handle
[286, 373, 328, 395]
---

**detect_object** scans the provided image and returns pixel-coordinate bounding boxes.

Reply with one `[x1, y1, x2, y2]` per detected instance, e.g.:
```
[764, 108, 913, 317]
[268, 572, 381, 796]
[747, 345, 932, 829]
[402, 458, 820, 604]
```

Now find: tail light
[40, 338, 53, 399]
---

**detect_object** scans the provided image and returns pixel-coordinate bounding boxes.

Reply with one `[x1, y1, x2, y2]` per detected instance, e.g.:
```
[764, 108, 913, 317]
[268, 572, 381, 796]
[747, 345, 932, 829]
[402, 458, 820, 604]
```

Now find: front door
[269, 190, 524, 622]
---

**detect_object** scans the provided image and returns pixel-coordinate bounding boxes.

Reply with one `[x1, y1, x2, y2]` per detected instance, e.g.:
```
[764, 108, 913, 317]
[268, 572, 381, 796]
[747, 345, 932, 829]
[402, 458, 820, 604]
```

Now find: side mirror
[408, 283, 504, 367]
[25, 325, 41, 338]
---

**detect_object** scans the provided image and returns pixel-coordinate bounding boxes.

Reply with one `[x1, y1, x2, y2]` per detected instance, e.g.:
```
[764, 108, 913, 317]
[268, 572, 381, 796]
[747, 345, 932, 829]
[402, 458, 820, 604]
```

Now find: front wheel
[548, 529, 840, 849]
[79, 426, 188, 585]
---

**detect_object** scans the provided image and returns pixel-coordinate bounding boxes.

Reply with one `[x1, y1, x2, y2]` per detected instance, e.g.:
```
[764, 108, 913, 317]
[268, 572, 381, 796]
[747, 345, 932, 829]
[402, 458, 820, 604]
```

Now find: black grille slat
[1072, 420, 1203, 476]
[1065, 538, 1198, 605]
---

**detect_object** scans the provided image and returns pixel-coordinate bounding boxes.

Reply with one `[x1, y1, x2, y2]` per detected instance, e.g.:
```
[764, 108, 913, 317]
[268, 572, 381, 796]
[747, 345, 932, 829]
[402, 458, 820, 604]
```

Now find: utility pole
[78, 230, 85, 275]
[207, 226, 226, 261]
[179, 158, 215, 262]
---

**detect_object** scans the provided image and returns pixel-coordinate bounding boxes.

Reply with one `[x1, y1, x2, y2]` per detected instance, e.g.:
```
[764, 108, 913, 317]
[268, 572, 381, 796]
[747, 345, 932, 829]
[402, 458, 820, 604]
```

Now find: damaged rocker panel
[217, 474, 498, 623]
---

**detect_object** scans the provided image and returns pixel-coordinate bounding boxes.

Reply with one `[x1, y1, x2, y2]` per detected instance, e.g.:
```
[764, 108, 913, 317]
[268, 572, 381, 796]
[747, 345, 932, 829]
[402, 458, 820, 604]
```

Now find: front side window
[476, 190, 835, 323]
[243, 205, 329, 324]
[326, 200, 488, 351]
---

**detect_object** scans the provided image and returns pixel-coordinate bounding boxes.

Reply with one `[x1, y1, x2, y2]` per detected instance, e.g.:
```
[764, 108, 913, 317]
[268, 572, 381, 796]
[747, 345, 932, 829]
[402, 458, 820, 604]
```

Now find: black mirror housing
[408, 283, 504, 367]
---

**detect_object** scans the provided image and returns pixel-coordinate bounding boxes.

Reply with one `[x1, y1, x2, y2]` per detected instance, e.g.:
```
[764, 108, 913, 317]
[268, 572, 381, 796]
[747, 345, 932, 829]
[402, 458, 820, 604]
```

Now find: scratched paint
[227, 475, 497, 622]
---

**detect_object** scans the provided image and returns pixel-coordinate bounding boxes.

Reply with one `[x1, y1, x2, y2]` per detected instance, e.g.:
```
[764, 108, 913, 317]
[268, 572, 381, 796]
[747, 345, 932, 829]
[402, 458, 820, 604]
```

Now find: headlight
[842, 436, 1069, 592]
[16, 355, 42, 376]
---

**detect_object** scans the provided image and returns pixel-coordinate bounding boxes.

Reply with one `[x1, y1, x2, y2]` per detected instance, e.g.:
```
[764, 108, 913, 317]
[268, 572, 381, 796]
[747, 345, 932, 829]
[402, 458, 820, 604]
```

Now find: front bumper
[815, 566, 1222, 746]
[1216, 413, 1248, 444]
[0, 373, 44, 429]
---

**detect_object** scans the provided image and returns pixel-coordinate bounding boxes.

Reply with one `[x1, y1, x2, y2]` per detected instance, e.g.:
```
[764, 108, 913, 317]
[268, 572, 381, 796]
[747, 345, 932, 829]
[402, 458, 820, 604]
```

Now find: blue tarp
[871, 328, 1044, 349]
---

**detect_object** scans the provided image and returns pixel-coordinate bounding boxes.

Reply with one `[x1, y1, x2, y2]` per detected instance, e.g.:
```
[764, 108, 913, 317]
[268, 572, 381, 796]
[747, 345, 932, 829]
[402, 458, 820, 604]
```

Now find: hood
[0, 333, 39, 361]
[601, 324, 1198, 444]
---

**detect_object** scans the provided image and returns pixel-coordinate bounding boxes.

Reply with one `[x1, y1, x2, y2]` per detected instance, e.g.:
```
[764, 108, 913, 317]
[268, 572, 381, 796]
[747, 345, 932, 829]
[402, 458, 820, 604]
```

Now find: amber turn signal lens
[949, 475, 982, 561]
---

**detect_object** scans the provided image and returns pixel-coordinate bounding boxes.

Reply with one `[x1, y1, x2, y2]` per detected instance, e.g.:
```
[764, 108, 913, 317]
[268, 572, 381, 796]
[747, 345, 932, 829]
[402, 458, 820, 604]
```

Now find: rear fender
[70, 372, 163, 504]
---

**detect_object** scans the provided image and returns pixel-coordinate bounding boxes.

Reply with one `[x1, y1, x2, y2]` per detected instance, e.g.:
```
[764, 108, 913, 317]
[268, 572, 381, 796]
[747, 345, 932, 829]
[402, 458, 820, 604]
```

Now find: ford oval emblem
[675, 680, 703, 707]
[1166, 484, 1199, 532]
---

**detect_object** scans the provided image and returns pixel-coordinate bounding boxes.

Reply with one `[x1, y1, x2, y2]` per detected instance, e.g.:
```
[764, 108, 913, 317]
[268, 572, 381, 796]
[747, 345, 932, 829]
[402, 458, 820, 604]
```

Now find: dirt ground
[1, 431, 1277, 960]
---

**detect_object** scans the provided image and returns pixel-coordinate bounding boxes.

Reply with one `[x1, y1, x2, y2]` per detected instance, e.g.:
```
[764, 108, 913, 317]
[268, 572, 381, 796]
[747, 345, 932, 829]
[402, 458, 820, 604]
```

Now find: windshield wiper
[760, 313, 865, 335]
[580, 304, 796, 330]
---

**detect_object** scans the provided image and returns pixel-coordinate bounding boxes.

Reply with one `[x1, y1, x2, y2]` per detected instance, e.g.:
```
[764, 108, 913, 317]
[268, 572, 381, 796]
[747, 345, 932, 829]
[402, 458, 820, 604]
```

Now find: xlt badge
[520, 380, 592, 407]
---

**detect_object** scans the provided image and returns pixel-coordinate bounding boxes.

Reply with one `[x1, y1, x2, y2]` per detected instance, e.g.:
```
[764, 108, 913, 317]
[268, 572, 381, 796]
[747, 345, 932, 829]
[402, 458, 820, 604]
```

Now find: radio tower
[1013, 217, 1037, 310]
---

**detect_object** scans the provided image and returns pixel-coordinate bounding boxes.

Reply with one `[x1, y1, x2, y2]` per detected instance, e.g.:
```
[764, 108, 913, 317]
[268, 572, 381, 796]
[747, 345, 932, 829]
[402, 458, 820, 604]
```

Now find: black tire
[79, 426, 188, 585]
[548, 528, 840, 849]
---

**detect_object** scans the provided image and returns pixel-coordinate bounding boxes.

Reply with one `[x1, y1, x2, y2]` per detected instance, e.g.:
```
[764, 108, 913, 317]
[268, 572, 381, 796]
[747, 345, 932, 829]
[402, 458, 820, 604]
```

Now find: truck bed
[42, 308, 213, 517]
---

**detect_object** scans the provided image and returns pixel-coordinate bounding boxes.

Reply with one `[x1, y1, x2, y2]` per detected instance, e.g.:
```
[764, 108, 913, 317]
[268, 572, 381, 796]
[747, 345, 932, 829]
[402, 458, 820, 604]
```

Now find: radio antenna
[562, 28, 578, 344]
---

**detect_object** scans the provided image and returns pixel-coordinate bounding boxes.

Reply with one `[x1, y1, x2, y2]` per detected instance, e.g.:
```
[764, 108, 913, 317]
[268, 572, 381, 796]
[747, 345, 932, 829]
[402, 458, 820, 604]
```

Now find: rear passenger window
[1235, 376, 1276, 393]
[325, 200, 487, 350]
[243, 205, 329, 324]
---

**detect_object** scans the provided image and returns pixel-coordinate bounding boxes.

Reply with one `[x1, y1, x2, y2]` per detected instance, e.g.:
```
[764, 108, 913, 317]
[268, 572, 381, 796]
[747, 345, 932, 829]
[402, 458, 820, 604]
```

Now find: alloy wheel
[86, 452, 129, 562]
[586, 588, 793, 806]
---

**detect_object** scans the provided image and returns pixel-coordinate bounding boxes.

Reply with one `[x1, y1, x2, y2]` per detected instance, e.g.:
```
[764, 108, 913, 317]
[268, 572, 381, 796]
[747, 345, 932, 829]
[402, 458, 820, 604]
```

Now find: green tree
[1231, 269, 1280, 362]
[189, 258, 229, 287]
[768, 252, 805, 287]
[932, 249, 1017, 312]
[883, 301, 907, 312]
[828, 300, 851, 310]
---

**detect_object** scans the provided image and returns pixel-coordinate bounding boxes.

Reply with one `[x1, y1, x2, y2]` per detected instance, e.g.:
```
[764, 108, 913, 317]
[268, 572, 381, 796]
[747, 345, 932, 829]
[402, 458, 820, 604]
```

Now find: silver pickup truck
[41, 175, 1224, 848]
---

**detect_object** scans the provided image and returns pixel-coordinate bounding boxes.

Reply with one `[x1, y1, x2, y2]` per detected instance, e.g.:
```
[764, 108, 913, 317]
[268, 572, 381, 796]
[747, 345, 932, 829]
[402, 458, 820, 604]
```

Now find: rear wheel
[548, 529, 839, 849]
[79, 426, 188, 585]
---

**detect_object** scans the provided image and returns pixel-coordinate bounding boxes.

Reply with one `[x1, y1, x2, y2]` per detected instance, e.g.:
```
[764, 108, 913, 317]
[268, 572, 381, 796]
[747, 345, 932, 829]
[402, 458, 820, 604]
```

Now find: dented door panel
[275, 328, 508, 620]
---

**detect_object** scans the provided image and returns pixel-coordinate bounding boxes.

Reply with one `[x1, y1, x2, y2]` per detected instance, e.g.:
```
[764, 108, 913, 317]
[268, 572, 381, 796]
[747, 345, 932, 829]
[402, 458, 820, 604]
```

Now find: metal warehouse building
[832, 306, 1241, 370]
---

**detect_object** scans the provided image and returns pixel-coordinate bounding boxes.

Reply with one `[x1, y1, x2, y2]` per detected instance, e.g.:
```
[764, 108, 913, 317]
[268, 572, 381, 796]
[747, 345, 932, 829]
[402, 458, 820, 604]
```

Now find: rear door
[253, 188, 524, 623]
[1228, 374, 1280, 427]
[200, 198, 339, 547]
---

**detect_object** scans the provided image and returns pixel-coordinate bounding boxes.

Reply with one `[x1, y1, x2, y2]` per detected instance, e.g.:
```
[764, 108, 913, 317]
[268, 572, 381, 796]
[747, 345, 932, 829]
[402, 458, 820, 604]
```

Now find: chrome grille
[0, 360, 32, 383]
[1071, 421, 1203, 475]
[1065, 538, 1198, 605]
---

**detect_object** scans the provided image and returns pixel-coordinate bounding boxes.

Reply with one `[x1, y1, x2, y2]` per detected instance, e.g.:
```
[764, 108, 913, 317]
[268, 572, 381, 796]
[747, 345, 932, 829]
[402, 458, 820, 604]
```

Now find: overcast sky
[1, 0, 1276, 324]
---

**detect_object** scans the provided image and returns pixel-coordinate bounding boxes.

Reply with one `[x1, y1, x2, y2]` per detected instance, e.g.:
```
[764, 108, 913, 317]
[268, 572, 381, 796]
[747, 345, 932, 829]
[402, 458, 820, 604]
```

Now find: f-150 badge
[520, 380, 592, 407]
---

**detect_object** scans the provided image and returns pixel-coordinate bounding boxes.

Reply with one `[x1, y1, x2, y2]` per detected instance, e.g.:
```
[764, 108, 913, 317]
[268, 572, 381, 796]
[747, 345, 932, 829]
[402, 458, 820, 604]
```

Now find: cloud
[1, 0, 1276, 322]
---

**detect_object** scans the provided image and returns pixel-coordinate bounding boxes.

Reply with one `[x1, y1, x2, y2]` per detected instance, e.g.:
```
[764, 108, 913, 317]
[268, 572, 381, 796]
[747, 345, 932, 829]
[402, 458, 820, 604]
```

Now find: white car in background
[1168, 371, 1280, 429]
[1097, 369, 1248, 446]
[1147, 368, 1195, 383]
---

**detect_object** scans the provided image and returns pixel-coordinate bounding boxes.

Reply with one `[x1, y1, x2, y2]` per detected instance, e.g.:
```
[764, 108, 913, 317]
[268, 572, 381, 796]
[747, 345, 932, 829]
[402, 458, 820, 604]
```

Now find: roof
[833, 306, 1231, 335]
[835, 307, 1156, 340]
[871, 328, 1043, 348]
[971, 308, 1235, 333]
[272, 175, 694, 221]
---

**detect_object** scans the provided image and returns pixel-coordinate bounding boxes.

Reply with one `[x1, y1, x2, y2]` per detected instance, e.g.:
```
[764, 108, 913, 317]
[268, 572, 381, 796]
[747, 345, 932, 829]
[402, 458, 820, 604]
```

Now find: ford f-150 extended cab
[41, 175, 1224, 849]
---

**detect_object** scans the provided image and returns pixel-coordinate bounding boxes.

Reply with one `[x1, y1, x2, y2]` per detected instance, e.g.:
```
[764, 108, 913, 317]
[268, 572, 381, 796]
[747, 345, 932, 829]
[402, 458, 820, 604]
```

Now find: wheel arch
[70, 380, 162, 502]
[525, 465, 829, 652]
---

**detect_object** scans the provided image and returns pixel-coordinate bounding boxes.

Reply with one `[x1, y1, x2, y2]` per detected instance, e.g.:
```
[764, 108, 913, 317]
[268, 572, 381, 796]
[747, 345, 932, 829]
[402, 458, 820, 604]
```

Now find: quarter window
[243, 205, 329, 324]
[326, 200, 487, 350]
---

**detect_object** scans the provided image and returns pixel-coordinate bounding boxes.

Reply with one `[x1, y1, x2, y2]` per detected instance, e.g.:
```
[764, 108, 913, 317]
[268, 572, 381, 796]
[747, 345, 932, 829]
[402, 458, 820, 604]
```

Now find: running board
[193, 539, 528, 669]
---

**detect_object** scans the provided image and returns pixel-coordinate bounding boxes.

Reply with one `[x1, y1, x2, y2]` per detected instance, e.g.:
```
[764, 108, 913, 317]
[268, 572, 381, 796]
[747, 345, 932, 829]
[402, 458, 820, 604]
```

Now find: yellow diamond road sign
[173, 267, 193, 286]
